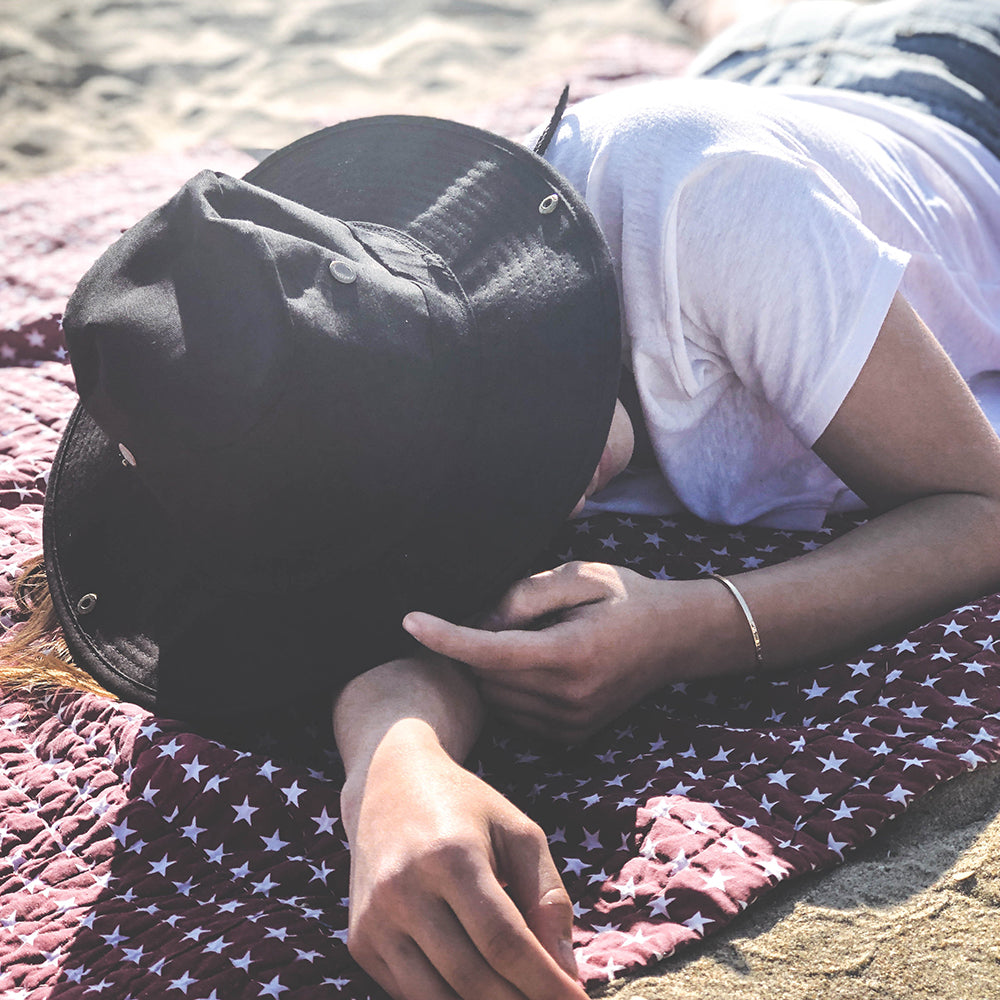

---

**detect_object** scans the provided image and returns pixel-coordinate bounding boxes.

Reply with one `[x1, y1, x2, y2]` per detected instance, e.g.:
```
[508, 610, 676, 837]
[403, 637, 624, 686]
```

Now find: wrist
[651, 576, 762, 680]
[341, 718, 449, 843]
[696, 574, 765, 676]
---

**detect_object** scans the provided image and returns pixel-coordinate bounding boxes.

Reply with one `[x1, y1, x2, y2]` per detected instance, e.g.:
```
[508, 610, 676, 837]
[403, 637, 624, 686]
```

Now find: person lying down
[6, 2, 1000, 998]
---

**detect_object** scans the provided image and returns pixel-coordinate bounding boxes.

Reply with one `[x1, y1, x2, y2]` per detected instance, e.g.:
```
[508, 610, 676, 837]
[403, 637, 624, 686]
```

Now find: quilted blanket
[3, 50, 1000, 999]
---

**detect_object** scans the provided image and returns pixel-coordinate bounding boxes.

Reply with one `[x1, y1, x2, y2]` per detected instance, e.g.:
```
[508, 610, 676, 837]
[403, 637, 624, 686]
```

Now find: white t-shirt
[540, 80, 1000, 529]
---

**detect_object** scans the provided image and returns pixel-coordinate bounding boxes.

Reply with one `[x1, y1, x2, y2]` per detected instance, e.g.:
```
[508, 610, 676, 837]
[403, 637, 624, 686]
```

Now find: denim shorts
[688, 0, 1000, 162]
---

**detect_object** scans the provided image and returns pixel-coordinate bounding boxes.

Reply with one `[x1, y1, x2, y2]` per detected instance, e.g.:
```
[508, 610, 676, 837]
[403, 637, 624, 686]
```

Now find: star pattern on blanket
[3, 292, 1000, 995]
[2, 448, 999, 996]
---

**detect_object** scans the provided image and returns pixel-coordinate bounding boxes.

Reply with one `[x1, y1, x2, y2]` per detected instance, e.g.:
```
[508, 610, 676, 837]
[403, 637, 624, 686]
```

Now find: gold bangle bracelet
[709, 573, 764, 670]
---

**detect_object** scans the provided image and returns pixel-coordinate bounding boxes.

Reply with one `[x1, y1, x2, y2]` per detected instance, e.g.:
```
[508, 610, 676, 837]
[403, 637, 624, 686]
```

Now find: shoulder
[540, 80, 847, 209]
[545, 80, 810, 160]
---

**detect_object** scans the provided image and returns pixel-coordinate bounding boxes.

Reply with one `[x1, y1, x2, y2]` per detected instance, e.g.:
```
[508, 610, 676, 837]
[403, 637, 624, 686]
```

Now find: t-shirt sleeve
[672, 150, 910, 446]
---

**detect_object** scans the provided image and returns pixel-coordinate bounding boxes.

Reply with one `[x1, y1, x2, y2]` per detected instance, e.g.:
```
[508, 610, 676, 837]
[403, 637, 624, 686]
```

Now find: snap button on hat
[539, 193, 559, 214]
[329, 259, 358, 283]
[76, 593, 98, 615]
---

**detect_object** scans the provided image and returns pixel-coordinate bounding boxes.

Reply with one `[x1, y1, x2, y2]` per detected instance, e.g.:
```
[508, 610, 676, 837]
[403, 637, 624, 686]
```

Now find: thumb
[498, 826, 578, 980]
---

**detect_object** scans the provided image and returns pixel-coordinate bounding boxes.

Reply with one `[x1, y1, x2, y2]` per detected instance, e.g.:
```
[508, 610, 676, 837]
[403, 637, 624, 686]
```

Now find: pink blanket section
[3, 53, 1000, 994]
[2, 346, 999, 998]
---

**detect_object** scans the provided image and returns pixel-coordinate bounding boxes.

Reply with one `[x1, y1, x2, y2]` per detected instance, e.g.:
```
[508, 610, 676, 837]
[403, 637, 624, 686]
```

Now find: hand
[404, 562, 703, 742]
[342, 721, 587, 1000]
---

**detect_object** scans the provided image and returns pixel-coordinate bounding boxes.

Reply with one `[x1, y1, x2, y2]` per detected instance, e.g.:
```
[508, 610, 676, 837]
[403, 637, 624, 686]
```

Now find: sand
[0, 0, 688, 182]
[606, 765, 1000, 999]
[3, 0, 1000, 997]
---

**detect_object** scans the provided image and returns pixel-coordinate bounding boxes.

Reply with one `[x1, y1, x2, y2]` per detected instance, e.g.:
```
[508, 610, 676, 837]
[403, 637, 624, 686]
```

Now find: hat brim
[45, 116, 621, 723]
[45, 404, 425, 722]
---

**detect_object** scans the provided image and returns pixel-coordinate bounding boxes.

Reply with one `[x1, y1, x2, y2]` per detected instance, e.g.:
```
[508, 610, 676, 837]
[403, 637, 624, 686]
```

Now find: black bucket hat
[43, 114, 622, 724]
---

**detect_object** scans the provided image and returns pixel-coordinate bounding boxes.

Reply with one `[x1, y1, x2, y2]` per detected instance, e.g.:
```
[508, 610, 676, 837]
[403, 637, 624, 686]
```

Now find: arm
[333, 653, 587, 1000]
[402, 295, 1000, 740]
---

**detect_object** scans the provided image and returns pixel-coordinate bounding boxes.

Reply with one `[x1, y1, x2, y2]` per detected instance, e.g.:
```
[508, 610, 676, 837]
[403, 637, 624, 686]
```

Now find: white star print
[667, 780, 694, 796]
[181, 755, 207, 782]
[682, 911, 715, 935]
[885, 784, 914, 804]
[251, 873, 277, 894]
[100, 925, 126, 947]
[312, 806, 337, 835]
[803, 681, 829, 699]
[635, 890, 668, 921]
[148, 855, 173, 877]
[168, 971, 196, 993]
[758, 856, 787, 879]
[156, 738, 183, 759]
[280, 780, 305, 806]
[828, 801, 858, 821]
[261, 829, 290, 851]
[181, 818, 206, 842]
[233, 796, 259, 824]
[109, 818, 134, 845]
[257, 760, 280, 780]
[617, 877, 638, 900]
[826, 832, 848, 859]
[587, 867, 611, 885]
[701, 868, 730, 891]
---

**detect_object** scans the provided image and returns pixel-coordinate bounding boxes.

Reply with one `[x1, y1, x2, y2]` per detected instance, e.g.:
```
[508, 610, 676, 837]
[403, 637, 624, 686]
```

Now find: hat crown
[63, 170, 468, 572]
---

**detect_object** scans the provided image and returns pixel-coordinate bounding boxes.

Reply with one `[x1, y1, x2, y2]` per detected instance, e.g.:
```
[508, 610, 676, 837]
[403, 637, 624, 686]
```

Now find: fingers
[353, 873, 574, 1000]
[485, 564, 609, 629]
[356, 935, 459, 1000]
[414, 901, 553, 1000]
[524, 886, 579, 980]
[450, 852, 587, 1000]
[478, 819, 582, 989]
[479, 686, 600, 745]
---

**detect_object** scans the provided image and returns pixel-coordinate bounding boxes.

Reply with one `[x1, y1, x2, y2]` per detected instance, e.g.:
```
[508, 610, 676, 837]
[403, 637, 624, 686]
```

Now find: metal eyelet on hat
[119, 443, 137, 468]
[76, 593, 98, 616]
[539, 193, 560, 215]
[329, 259, 358, 284]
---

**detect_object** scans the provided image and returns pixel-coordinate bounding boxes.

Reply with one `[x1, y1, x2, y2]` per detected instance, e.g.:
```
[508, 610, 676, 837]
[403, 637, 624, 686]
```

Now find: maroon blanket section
[2, 344, 998, 998]
[2, 43, 1000, 997]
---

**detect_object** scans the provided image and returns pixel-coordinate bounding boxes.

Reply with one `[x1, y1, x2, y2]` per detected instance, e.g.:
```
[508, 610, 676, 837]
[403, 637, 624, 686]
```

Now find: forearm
[705, 491, 1000, 675]
[334, 655, 586, 997]
[333, 653, 483, 838]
